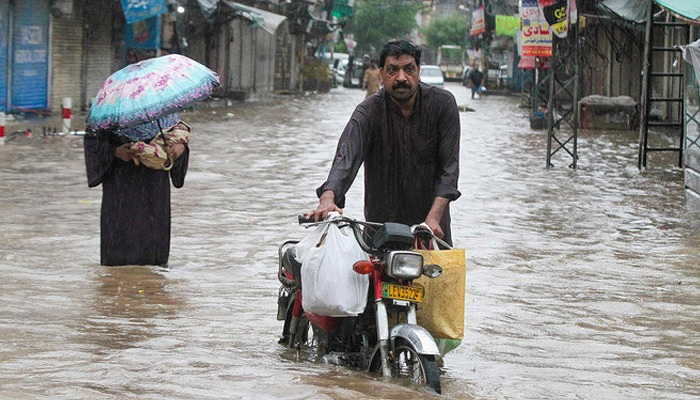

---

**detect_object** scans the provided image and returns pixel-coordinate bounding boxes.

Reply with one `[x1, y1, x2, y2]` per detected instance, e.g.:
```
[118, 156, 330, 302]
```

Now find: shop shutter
[10, 0, 49, 110]
[240, 20, 254, 91]
[0, 0, 8, 111]
[50, 2, 82, 111]
[229, 19, 241, 90]
[256, 31, 272, 94]
[84, 0, 113, 109]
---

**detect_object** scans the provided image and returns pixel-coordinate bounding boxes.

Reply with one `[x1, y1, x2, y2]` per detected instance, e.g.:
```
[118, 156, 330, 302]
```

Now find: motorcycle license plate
[382, 283, 424, 303]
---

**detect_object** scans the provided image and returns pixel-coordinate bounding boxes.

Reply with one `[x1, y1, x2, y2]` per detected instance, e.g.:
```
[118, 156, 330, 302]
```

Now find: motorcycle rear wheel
[392, 343, 441, 394]
[291, 314, 310, 349]
[282, 300, 324, 355]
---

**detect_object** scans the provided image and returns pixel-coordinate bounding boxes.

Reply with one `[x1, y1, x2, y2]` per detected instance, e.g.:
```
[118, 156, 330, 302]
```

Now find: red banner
[470, 5, 486, 36]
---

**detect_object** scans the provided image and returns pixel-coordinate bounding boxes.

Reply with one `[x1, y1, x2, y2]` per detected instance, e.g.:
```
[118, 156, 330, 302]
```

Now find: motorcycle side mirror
[422, 264, 442, 278]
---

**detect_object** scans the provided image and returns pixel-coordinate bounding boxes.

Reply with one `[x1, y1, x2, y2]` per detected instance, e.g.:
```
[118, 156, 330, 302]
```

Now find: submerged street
[0, 82, 698, 399]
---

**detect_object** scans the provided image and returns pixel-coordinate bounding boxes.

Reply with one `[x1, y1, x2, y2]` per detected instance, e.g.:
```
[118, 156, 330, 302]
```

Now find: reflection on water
[79, 266, 186, 352]
[0, 83, 698, 399]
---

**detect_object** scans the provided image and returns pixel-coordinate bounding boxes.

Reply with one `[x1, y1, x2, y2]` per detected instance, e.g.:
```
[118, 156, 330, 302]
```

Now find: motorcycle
[276, 214, 446, 394]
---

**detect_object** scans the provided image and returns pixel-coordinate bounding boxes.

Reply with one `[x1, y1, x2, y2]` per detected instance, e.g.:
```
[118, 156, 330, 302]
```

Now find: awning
[598, 0, 647, 24]
[598, 0, 700, 25]
[221, 1, 287, 34]
[195, 0, 287, 34]
[655, 0, 700, 23]
[195, 0, 219, 19]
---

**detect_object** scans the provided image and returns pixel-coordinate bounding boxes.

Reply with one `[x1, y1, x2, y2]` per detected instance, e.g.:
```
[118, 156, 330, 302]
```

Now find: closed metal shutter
[0, 0, 9, 111]
[274, 26, 291, 92]
[256, 30, 273, 95]
[83, 0, 113, 109]
[229, 19, 241, 90]
[50, 2, 82, 111]
[239, 20, 253, 91]
[10, 0, 49, 110]
[228, 18, 255, 96]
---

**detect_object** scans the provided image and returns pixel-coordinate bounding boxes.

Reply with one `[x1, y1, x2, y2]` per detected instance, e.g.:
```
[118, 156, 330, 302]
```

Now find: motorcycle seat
[282, 246, 303, 285]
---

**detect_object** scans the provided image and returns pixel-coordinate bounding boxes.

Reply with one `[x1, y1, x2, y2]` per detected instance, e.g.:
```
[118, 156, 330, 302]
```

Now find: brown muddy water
[0, 82, 698, 399]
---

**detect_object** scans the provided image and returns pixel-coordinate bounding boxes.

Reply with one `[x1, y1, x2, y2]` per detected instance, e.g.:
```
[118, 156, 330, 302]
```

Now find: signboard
[538, 0, 578, 38]
[11, 0, 49, 110]
[495, 15, 520, 38]
[470, 5, 486, 37]
[125, 16, 162, 50]
[0, 0, 8, 111]
[120, 0, 167, 24]
[520, 0, 551, 57]
[124, 15, 161, 63]
[538, 0, 568, 38]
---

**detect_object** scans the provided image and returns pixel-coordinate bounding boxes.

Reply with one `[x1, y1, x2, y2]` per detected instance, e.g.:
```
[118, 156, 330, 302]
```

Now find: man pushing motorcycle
[307, 39, 461, 245]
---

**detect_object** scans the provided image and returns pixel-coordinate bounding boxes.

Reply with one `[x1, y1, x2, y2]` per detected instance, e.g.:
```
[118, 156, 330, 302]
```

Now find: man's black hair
[378, 40, 421, 68]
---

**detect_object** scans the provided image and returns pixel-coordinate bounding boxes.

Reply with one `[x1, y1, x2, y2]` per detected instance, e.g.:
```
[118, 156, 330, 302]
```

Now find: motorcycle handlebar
[298, 214, 314, 224]
[297, 214, 377, 253]
[296, 214, 450, 251]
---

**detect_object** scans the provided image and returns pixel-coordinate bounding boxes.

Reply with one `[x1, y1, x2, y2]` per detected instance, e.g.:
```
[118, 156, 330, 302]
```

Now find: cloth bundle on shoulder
[295, 218, 370, 317]
[131, 121, 191, 170]
[414, 237, 466, 356]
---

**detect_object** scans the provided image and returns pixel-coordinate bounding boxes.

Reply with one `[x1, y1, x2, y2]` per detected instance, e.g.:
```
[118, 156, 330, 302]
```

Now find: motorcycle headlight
[387, 251, 423, 280]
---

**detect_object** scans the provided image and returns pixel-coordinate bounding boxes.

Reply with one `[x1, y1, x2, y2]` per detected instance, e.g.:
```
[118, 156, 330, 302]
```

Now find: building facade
[0, 0, 326, 116]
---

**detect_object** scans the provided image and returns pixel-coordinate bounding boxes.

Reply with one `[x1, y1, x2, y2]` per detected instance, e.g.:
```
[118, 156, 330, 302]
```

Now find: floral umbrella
[86, 54, 219, 141]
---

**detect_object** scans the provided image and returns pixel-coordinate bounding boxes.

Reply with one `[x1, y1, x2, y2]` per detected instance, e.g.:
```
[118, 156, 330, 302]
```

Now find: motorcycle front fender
[389, 323, 440, 356]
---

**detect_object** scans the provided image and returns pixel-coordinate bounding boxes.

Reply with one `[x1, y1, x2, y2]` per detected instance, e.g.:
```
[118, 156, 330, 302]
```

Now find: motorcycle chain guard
[372, 223, 414, 250]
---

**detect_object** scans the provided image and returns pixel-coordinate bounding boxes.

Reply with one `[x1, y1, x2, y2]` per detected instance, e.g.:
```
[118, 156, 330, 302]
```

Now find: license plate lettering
[382, 283, 423, 303]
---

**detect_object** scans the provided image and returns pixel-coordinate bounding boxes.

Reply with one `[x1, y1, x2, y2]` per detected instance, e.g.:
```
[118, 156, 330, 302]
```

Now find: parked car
[331, 58, 364, 88]
[420, 65, 445, 88]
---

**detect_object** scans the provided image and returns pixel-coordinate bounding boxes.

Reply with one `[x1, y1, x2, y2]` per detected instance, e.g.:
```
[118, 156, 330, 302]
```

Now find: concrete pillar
[0, 112, 5, 145]
[61, 97, 72, 134]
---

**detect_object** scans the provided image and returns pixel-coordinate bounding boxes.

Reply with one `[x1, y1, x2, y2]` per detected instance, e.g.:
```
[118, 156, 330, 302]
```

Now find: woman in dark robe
[84, 115, 189, 267]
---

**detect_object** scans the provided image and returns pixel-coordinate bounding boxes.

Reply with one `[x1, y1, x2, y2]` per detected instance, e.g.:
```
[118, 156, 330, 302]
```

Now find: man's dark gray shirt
[317, 82, 461, 244]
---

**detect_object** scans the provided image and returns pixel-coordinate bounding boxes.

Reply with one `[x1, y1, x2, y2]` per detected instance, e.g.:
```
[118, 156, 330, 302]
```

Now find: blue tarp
[120, 0, 167, 24]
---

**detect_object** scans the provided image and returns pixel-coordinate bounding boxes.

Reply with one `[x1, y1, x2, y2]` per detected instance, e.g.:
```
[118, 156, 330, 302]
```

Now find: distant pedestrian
[362, 59, 381, 98]
[467, 66, 483, 99]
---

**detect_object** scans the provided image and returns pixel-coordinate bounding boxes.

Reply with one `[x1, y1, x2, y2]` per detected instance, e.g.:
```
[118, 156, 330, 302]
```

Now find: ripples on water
[0, 83, 697, 399]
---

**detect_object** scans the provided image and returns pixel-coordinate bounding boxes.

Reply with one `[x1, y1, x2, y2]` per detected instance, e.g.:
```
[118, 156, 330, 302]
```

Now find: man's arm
[309, 106, 372, 221]
[425, 92, 461, 238]
[424, 196, 450, 239]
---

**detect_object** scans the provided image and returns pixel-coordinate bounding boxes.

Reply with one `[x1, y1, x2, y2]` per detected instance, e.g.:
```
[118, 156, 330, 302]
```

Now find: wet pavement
[0, 82, 698, 399]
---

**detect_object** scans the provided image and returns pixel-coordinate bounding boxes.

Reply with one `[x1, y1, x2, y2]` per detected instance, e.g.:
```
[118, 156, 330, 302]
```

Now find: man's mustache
[393, 82, 411, 90]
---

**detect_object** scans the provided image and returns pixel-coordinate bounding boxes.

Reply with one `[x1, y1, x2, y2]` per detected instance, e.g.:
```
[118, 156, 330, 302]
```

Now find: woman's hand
[115, 143, 137, 162]
[166, 143, 186, 161]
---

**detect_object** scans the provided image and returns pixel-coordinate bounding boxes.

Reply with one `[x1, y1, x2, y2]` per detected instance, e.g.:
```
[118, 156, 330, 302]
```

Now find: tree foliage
[350, 0, 424, 55]
[421, 14, 468, 51]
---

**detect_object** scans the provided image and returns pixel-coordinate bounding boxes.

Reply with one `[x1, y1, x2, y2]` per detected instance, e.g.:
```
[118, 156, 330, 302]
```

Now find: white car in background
[419, 65, 445, 88]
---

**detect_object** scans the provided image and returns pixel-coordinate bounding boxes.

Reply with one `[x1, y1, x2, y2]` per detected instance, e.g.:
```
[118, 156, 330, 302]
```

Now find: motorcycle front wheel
[392, 343, 441, 394]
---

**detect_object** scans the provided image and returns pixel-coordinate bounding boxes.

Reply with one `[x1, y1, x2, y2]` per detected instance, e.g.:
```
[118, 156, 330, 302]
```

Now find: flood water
[0, 82, 698, 399]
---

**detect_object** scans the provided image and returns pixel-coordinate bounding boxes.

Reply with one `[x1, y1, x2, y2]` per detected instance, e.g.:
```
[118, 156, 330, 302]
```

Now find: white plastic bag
[297, 221, 369, 317]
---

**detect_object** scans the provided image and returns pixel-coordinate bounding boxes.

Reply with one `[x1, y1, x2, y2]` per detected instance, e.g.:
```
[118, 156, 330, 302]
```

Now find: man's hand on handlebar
[306, 190, 343, 222]
[424, 215, 445, 239]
